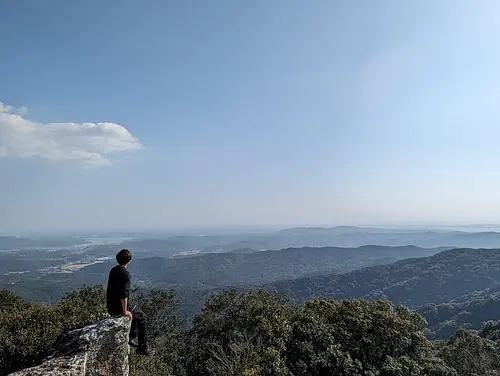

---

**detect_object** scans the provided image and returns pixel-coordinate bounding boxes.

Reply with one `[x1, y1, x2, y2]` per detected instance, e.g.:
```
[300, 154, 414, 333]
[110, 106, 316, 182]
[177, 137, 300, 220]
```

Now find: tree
[182, 291, 456, 376]
[283, 299, 455, 376]
[437, 329, 500, 376]
[184, 289, 296, 376]
[129, 289, 184, 376]
[0, 286, 107, 376]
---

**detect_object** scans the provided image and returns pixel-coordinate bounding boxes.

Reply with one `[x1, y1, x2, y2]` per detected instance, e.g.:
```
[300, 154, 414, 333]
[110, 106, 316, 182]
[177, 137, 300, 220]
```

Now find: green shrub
[128, 289, 184, 376]
[4, 287, 500, 376]
[0, 286, 107, 375]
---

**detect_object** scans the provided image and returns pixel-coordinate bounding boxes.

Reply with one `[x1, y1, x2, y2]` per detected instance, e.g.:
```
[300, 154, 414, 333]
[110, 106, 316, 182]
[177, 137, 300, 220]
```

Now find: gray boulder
[9, 316, 131, 376]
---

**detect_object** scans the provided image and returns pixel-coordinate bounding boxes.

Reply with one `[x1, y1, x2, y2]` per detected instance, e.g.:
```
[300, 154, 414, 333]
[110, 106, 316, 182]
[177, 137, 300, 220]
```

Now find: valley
[2, 226, 500, 341]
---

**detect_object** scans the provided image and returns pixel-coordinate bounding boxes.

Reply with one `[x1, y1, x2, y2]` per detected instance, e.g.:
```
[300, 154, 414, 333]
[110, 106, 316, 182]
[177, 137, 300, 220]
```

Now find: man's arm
[120, 272, 133, 321]
[121, 297, 129, 313]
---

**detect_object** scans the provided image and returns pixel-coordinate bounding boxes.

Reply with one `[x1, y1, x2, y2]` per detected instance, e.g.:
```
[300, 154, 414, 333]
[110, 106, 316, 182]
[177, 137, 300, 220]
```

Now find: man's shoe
[136, 345, 156, 356]
[128, 338, 139, 348]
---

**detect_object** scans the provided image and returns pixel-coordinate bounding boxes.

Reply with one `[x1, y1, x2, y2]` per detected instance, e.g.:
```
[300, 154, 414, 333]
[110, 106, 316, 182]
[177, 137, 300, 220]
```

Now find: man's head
[116, 249, 132, 267]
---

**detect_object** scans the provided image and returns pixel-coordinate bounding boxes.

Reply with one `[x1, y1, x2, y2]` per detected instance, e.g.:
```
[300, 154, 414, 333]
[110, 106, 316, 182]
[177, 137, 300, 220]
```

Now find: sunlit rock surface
[9, 317, 131, 376]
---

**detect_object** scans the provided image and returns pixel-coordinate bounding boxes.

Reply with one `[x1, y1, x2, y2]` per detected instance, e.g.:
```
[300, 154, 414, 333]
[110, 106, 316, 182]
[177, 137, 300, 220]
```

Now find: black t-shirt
[106, 265, 131, 316]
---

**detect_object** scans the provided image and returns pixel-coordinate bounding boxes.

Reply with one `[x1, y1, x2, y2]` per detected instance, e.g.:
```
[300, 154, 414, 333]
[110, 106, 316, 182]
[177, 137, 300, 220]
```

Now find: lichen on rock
[8, 316, 131, 376]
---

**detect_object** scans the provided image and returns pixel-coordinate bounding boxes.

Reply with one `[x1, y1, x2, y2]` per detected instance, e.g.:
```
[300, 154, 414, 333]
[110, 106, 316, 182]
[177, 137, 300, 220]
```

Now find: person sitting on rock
[106, 248, 155, 356]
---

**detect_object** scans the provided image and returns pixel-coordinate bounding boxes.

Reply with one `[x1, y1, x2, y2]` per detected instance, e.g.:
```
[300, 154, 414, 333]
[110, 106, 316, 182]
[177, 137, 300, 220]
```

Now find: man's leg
[132, 307, 155, 356]
[132, 307, 147, 346]
[129, 313, 139, 347]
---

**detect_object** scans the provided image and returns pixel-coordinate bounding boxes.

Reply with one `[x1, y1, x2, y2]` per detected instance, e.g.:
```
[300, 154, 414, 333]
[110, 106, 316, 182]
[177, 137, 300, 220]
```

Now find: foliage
[129, 355, 174, 376]
[418, 289, 500, 339]
[263, 248, 500, 340]
[284, 300, 434, 375]
[128, 289, 184, 376]
[480, 320, 500, 340]
[53, 285, 108, 331]
[180, 291, 459, 376]
[5, 284, 500, 376]
[9, 246, 500, 342]
[0, 285, 107, 376]
[184, 289, 296, 376]
[437, 329, 500, 375]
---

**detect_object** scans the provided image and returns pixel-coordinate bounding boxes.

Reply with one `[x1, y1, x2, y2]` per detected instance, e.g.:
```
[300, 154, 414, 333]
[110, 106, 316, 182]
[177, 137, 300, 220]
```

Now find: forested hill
[420, 289, 500, 339]
[267, 248, 500, 306]
[6, 246, 500, 343]
[1, 245, 443, 305]
[137, 247, 500, 339]
[117, 245, 442, 286]
[63, 245, 444, 288]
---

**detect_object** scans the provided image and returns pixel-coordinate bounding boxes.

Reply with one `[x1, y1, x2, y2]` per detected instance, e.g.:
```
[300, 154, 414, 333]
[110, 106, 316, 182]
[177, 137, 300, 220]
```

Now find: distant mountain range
[0, 235, 91, 250]
[116, 227, 500, 257]
[1, 245, 443, 301]
[6, 227, 500, 256]
[87, 244, 445, 286]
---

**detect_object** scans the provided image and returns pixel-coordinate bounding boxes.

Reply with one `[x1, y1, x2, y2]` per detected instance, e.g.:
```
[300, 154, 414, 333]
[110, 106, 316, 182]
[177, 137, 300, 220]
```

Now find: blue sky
[2, 1, 500, 232]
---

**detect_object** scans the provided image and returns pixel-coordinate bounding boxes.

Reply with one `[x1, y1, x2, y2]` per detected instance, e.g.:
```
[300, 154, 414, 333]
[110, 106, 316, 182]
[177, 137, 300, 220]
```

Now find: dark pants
[130, 306, 148, 346]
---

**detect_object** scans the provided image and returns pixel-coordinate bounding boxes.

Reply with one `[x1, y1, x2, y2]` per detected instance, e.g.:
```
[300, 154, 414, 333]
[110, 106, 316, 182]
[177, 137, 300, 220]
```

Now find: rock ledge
[9, 316, 131, 376]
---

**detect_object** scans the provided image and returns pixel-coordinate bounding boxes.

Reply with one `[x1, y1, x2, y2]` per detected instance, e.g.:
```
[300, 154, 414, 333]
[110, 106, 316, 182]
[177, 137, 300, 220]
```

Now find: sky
[2, 1, 500, 233]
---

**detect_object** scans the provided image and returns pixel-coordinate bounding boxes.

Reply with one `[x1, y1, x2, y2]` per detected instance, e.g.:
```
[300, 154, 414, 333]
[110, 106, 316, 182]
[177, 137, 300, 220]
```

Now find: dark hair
[116, 249, 132, 265]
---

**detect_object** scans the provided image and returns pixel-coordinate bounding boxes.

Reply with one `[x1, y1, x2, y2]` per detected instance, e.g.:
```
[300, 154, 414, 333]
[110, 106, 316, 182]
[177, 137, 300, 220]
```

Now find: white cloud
[0, 102, 143, 167]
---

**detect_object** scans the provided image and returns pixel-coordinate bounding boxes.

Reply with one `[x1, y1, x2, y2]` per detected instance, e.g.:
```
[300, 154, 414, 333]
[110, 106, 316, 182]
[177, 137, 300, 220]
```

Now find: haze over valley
[2, 225, 500, 344]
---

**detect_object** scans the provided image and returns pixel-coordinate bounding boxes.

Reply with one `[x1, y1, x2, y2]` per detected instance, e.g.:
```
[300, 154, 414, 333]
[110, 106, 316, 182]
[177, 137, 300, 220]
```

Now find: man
[106, 249, 155, 356]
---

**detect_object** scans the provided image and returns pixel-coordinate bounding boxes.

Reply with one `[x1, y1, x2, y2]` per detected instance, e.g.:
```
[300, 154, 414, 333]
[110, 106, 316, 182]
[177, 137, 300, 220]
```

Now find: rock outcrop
[9, 316, 131, 376]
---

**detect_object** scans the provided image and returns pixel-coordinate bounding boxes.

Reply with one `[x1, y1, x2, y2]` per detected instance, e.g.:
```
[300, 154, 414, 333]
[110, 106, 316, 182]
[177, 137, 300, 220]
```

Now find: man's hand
[124, 311, 133, 321]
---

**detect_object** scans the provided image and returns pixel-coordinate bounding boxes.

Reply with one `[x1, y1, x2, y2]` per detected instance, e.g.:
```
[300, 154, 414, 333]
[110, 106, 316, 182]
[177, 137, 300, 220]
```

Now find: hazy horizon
[3, 1, 500, 232]
[5, 222, 500, 238]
